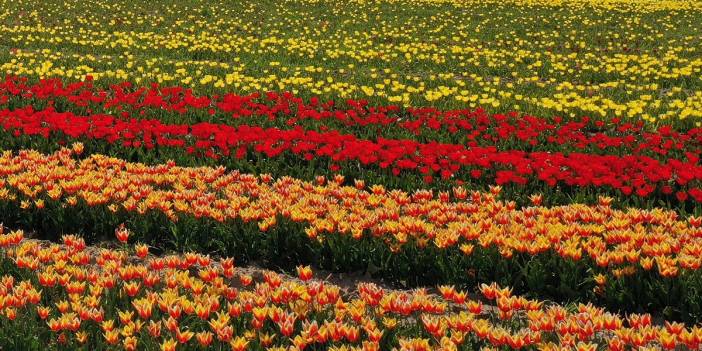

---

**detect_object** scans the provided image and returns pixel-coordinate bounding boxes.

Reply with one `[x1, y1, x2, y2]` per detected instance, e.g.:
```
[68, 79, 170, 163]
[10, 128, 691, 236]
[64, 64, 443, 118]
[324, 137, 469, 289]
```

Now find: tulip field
[1, 0, 702, 350]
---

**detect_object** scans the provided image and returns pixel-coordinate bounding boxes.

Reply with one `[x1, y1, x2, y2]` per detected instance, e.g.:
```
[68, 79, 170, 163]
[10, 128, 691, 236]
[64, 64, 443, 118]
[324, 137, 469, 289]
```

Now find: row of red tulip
[0, 75, 699, 156]
[1, 105, 702, 201]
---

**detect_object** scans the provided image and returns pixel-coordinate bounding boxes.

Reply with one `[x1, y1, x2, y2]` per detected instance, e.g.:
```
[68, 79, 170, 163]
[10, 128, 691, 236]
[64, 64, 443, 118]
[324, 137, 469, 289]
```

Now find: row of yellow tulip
[1, 0, 701, 121]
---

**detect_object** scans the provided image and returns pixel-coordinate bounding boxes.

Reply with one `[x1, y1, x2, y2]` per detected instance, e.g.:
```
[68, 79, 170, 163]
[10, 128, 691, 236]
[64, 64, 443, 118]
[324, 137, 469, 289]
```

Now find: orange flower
[292, 335, 308, 349]
[164, 316, 179, 332]
[421, 314, 445, 338]
[296, 265, 313, 281]
[132, 298, 153, 319]
[135, 243, 149, 258]
[195, 303, 211, 320]
[148, 320, 162, 338]
[47, 318, 61, 332]
[593, 274, 607, 286]
[466, 300, 482, 314]
[118, 310, 134, 325]
[37, 306, 50, 320]
[76, 331, 88, 344]
[55, 300, 70, 313]
[167, 304, 182, 319]
[123, 336, 138, 351]
[239, 274, 253, 286]
[3, 307, 16, 320]
[659, 331, 676, 350]
[175, 328, 194, 344]
[71, 142, 84, 155]
[123, 281, 140, 297]
[459, 243, 474, 256]
[230, 336, 249, 351]
[215, 325, 233, 342]
[665, 321, 685, 335]
[160, 338, 177, 351]
[103, 329, 120, 345]
[259, 332, 276, 347]
[382, 317, 397, 330]
[101, 319, 115, 332]
[479, 283, 498, 300]
[115, 224, 130, 243]
[196, 331, 213, 347]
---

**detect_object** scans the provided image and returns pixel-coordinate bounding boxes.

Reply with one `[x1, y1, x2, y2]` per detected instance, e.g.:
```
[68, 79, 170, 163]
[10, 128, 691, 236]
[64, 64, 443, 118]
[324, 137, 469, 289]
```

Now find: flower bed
[0, 226, 699, 350]
[1, 105, 702, 208]
[0, 145, 701, 321]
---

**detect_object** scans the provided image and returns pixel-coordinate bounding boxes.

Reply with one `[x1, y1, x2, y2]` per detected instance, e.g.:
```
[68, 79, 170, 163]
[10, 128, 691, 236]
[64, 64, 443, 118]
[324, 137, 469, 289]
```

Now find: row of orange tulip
[0, 225, 700, 350]
[0, 144, 700, 280]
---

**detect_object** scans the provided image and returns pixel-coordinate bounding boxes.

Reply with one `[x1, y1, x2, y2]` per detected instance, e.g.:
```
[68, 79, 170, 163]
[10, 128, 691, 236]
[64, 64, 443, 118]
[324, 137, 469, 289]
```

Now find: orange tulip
[37, 306, 50, 320]
[115, 224, 130, 243]
[123, 336, 137, 351]
[196, 331, 213, 347]
[135, 244, 149, 258]
[123, 281, 140, 297]
[103, 329, 120, 345]
[160, 338, 177, 351]
[230, 336, 248, 351]
[175, 328, 194, 344]
[296, 265, 313, 281]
